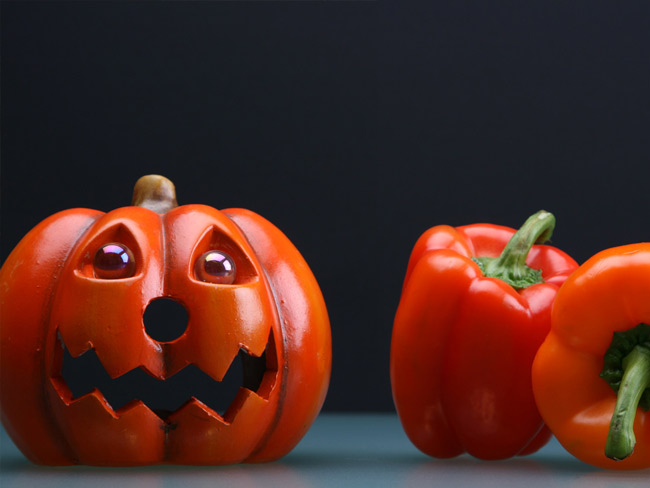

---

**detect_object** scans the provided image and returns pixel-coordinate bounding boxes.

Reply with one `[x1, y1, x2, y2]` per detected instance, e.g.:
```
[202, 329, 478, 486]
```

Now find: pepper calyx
[601, 323, 650, 411]
[472, 210, 555, 290]
[601, 323, 650, 461]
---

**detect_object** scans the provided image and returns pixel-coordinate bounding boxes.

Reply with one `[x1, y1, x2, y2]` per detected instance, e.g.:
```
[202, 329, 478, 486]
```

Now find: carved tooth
[239, 328, 271, 359]
[50, 376, 74, 402]
[168, 398, 228, 425]
[57, 330, 93, 358]
[94, 340, 164, 380]
[116, 399, 156, 418]
[67, 388, 117, 417]
[191, 341, 241, 382]
[223, 388, 264, 423]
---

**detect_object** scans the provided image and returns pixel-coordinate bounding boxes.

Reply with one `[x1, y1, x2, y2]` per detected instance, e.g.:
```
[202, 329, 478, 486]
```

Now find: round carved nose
[143, 297, 189, 343]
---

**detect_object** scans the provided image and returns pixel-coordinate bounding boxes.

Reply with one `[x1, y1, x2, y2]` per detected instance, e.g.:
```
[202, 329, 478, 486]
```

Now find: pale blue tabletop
[1, 413, 648, 487]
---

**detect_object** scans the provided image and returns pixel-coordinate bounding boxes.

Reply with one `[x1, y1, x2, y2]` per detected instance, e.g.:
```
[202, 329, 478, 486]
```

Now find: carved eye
[93, 243, 136, 279]
[195, 251, 236, 284]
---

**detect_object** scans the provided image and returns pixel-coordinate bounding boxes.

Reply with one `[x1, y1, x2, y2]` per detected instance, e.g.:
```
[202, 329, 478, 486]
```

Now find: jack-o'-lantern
[0, 175, 331, 466]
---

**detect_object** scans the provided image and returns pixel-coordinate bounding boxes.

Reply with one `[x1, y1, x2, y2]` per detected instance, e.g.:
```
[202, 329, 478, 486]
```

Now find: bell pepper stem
[492, 210, 555, 271]
[605, 345, 650, 461]
[473, 210, 555, 289]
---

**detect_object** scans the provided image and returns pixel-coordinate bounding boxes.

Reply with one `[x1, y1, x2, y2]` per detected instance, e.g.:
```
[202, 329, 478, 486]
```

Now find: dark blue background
[2, 1, 650, 412]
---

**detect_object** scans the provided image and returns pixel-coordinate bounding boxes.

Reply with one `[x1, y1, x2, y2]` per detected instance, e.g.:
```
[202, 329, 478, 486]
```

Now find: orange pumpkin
[0, 175, 331, 466]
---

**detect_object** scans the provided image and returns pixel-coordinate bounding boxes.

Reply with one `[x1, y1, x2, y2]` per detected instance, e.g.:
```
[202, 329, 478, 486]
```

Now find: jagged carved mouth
[52, 333, 276, 423]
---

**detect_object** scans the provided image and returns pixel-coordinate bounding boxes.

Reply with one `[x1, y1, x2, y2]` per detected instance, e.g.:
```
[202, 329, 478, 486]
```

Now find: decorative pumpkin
[0, 175, 331, 466]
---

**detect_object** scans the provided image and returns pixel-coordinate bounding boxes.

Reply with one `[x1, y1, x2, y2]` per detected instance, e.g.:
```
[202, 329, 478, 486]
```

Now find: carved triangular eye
[77, 221, 144, 280]
[195, 250, 236, 284]
[94, 243, 136, 279]
[189, 225, 257, 285]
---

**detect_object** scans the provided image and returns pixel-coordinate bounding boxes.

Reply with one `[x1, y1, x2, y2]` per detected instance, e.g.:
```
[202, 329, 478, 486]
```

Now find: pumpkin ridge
[42, 210, 105, 463]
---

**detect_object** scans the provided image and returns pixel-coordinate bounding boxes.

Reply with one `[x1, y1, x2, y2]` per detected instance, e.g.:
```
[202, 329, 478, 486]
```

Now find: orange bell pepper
[391, 211, 578, 459]
[533, 243, 650, 470]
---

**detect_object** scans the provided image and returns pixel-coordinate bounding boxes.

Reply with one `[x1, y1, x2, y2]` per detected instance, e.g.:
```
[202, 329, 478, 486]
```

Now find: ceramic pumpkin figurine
[0, 175, 331, 466]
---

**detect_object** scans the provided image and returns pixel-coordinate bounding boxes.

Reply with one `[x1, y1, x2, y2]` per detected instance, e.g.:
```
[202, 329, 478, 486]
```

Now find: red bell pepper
[391, 211, 578, 459]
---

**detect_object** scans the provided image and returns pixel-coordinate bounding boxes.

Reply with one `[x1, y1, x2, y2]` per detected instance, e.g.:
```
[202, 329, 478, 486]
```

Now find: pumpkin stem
[132, 175, 178, 214]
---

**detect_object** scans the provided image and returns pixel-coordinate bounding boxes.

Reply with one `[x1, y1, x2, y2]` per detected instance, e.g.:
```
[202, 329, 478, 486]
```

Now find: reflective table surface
[1, 413, 648, 487]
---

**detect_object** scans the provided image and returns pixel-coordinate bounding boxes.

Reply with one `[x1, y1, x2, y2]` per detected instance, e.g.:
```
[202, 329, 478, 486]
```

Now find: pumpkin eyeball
[195, 250, 236, 284]
[93, 243, 136, 279]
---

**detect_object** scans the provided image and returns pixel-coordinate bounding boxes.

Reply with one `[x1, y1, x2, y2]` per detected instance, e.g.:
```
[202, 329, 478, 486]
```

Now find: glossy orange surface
[532, 243, 650, 470]
[391, 222, 578, 460]
[0, 176, 331, 466]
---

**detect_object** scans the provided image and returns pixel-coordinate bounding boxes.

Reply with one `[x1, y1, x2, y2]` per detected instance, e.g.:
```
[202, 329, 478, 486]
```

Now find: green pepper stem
[473, 210, 555, 289]
[605, 345, 650, 461]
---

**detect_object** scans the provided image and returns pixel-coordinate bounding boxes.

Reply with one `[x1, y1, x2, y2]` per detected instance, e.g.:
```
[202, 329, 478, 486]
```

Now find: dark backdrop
[2, 1, 649, 412]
